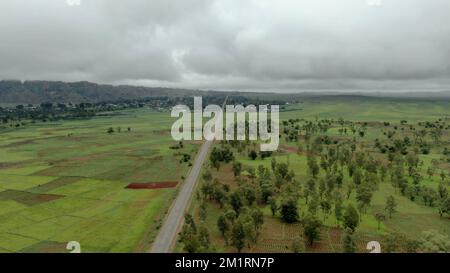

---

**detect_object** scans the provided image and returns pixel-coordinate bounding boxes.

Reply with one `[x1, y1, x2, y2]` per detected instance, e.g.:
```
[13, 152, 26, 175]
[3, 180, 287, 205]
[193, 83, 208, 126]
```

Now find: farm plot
[0, 108, 199, 252]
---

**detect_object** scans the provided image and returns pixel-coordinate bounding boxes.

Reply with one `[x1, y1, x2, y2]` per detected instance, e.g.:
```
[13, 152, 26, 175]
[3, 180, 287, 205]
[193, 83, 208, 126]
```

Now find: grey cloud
[0, 0, 449, 92]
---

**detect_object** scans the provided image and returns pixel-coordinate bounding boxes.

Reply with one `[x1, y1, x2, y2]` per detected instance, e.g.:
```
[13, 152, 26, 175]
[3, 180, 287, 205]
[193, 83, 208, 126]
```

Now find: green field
[180, 97, 450, 253]
[1, 96, 449, 253]
[0, 109, 199, 252]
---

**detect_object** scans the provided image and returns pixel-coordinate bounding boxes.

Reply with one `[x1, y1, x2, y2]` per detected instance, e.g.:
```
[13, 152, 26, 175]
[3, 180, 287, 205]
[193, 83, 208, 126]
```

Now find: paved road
[149, 140, 212, 253]
[149, 98, 226, 253]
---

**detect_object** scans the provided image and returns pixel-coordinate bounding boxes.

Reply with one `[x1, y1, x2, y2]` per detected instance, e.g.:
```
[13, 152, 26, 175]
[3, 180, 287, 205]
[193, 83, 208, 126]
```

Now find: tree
[210, 150, 221, 170]
[292, 236, 304, 253]
[320, 200, 332, 219]
[179, 214, 199, 253]
[304, 178, 316, 204]
[212, 186, 227, 208]
[343, 204, 359, 232]
[242, 215, 257, 247]
[198, 225, 210, 251]
[385, 196, 397, 218]
[199, 201, 207, 221]
[107, 127, 114, 134]
[438, 198, 450, 218]
[280, 198, 299, 223]
[271, 157, 277, 172]
[303, 215, 322, 246]
[384, 232, 404, 253]
[251, 209, 264, 231]
[268, 197, 278, 216]
[232, 161, 242, 177]
[242, 185, 257, 206]
[261, 180, 275, 203]
[422, 187, 438, 207]
[440, 171, 446, 182]
[334, 197, 343, 226]
[438, 182, 448, 200]
[346, 182, 354, 199]
[307, 193, 319, 215]
[375, 212, 386, 230]
[405, 239, 420, 253]
[275, 162, 289, 180]
[307, 155, 320, 178]
[419, 231, 450, 253]
[343, 228, 356, 253]
[230, 191, 243, 214]
[217, 214, 231, 244]
[231, 220, 246, 253]
[184, 213, 197, 232]
[356, 183, 374, 213]
[202, 170, 213, 183]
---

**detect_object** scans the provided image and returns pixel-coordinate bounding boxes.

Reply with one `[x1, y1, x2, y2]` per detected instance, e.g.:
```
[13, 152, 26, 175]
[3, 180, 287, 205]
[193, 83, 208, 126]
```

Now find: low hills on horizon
[1, 79, 449, 105]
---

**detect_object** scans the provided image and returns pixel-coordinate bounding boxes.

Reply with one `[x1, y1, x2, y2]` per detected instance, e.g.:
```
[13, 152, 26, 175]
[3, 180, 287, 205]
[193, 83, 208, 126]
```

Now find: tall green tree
[303, 215, 322, 246]
[343, 204, 359, 232]
[231, 220, 246, 253]
[217, 214, 231, 244]
[280, 198, 299, 223]
[268, 197, 278, 216]
[385, 196, 397, 218]
[343, 228, 356, 253]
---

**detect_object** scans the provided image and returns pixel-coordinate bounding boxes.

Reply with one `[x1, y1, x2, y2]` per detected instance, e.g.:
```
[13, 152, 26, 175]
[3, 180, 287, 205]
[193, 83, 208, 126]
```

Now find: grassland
[0, 109, 199, 253]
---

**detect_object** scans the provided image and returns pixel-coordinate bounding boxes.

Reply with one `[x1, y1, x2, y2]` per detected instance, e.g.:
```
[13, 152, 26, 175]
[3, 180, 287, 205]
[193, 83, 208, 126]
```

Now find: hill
[0, 80, 208, 104]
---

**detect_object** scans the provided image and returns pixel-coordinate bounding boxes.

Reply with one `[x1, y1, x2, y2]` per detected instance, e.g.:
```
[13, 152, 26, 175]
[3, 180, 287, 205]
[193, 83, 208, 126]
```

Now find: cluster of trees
[388, 151, 449, 216]
[179, 114, 449, 253]
[210, 146, 235, 170]
[179, 168, 265, 253]
[217, 207, 264, 252]
[2, 94, 286, 130]
[178, 214, 211, 253]
[281, 118, 370, 144]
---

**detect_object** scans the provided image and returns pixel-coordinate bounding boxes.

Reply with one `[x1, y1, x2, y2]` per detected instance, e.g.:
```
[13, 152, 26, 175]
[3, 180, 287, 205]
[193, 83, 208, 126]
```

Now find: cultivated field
[0, 109, 199, 252]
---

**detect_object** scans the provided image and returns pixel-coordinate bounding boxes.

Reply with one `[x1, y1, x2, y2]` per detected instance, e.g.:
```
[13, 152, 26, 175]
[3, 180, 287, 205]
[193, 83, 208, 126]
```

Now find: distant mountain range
[1, 80, 449, 105]
[0, 80, 209, 104]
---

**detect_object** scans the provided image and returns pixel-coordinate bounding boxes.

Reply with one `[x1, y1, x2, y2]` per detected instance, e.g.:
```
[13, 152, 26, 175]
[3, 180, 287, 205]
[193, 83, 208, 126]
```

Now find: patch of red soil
[126, 181, 178, 189]
[284, 146, 298, 153]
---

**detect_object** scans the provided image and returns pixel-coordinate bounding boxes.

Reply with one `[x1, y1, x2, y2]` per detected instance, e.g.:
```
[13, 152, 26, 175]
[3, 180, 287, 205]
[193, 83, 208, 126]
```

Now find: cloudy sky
[1, 0, 450, 92]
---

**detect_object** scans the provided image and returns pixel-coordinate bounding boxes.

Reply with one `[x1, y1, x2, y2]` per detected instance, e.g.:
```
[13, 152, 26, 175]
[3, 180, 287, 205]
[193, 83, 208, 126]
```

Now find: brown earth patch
[20, 241, 67, 253]
[29, 177, 81, 193]
[126, 181, 178, 189]
[282, 146, 298, 153]
[279, 145, 313, 156]
[0, 190, 65, 206]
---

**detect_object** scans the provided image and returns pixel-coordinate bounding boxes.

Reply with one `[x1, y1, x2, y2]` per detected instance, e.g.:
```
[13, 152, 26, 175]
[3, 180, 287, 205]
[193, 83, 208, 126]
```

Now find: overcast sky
[1, 0, 450, 92]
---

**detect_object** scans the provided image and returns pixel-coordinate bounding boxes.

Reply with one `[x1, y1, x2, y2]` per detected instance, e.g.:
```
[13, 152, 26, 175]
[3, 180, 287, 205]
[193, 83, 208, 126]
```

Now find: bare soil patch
[30, 177, 81, 193]
[0, 190, 65, 206]
[126, 181, 178, 190]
